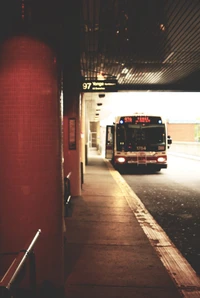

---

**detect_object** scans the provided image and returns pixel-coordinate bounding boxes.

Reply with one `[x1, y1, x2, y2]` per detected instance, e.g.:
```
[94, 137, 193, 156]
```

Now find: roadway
[121, 153, 200, 275]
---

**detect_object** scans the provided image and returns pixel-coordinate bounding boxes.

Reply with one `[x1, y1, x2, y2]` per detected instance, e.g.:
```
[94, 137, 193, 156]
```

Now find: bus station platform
[64, 149, 200, 298]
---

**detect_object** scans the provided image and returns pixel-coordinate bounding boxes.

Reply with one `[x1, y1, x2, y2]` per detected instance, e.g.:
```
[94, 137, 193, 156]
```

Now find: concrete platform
[64, 150, 200, 298]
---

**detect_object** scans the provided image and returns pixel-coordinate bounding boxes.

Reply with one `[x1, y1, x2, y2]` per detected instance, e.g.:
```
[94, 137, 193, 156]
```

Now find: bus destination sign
[135, 116, 151, 124]
[120, 116, 162, 124]
[81, 80, 118, 92]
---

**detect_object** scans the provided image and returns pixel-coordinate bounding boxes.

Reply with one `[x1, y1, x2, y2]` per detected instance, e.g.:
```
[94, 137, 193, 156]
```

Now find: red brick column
[63, 94, 81, 196]
[0, 36, 64, 290]
[62, 1, 82, 196]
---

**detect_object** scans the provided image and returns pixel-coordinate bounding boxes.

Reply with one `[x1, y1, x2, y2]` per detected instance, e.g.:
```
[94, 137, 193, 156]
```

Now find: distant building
[167, 119, 200, 142]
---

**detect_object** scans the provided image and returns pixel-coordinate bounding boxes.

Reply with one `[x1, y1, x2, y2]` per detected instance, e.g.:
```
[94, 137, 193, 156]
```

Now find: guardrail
[0, 229, 41, 298]
[169, 141, 200, 157]
[64, 172, 72, 217]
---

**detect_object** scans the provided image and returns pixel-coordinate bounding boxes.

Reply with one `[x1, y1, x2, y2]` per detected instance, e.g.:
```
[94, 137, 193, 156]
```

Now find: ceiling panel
[80, 0, 200, 88]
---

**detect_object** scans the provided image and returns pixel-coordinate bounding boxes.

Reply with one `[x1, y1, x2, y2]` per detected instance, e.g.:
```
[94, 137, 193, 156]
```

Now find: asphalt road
[121, 154, 200, 275]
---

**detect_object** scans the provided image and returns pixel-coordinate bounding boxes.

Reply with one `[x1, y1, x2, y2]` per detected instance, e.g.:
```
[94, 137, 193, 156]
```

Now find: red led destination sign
[135, 116, 151, 124]
[120, 116, 162, 124]
[124, 117, 133, 123]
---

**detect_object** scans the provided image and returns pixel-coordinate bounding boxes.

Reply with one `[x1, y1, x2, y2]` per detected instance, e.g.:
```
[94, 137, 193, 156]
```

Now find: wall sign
[81, 80, 118, 92]
[69, 118, 76, 150]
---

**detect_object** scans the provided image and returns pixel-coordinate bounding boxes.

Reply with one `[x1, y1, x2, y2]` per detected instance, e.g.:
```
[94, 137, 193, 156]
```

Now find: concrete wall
[169, 142, 200, 157]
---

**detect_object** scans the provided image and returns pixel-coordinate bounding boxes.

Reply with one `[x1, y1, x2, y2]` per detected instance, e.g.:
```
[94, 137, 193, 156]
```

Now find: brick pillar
[63, 83, 82, 195]
[63, 1, 81, 196]
[0, 36, 64, 291]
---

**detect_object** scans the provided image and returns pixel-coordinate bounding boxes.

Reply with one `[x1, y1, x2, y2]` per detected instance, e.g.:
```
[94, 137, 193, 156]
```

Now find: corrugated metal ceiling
[80, 0, 200, 90]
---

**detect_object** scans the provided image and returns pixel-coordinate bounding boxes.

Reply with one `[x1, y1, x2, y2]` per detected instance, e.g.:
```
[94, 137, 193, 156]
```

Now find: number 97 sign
[82, 82, 92, 90]
[81, 80, 117, 92]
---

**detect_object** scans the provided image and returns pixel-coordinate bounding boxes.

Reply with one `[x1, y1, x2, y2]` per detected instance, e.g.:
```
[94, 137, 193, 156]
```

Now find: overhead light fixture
[97, 72, 105, 80]
[162, 52, 174, 64]
[97, 103, 102, 106]
[122, 68, 129, 74]
[95, 113, 99, 116]
[98, 94, 105, 98]
[160, 24, 166, 31]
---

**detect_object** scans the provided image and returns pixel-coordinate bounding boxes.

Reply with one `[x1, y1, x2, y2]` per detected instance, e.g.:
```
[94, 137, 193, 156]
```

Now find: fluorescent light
[162, 52, 174, 64]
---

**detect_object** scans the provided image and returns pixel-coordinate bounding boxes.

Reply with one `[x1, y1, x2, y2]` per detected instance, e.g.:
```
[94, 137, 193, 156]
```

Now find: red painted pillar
[63, 94, 81, 196]
[63, 1, 81, 196]
[0, 36, 64, 290]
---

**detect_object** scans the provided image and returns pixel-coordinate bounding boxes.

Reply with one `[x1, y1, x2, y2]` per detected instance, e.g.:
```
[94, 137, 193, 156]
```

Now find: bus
[105, 114, 172, 172]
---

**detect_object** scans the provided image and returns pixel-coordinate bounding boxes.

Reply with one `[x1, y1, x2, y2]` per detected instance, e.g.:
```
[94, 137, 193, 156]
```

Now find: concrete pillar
[0, 36, 64, 292]
[97, 121, 100, 153]
[81, 93, 86, 174]
[85, 100, 89, 165]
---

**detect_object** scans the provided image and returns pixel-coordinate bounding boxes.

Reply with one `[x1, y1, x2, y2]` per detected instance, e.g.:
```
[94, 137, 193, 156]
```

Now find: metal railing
[64, 172, 72, 216]
[0, 229, 41, 298]
[64, 172, 72, 205]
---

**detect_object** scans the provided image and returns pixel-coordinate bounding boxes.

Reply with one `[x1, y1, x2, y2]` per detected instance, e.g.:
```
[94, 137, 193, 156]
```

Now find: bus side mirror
[167, 135, 172, 148]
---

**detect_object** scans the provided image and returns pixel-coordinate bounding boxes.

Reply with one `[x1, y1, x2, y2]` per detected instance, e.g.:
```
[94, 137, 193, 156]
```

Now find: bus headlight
[157, 157, 166, 163]
[117, 157, 126, 163]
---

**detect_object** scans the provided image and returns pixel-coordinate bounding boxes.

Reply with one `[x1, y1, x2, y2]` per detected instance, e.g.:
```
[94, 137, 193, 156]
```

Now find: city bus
[105, 114, 172, 172]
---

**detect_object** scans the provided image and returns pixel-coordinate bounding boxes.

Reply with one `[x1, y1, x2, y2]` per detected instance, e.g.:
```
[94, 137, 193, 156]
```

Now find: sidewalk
[64, 150, 200, 298]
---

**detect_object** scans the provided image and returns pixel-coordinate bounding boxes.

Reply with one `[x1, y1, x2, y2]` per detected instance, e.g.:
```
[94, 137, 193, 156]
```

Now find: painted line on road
[105, 159, 200, 298]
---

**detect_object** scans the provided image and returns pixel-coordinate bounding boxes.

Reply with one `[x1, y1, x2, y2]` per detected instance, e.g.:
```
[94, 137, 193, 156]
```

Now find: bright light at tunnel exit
[99, 91, 200, 126]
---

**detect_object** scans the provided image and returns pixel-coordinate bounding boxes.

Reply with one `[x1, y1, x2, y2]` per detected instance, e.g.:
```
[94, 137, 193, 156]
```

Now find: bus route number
[124, 117, 132, 123]
[82, 82, 92, 90]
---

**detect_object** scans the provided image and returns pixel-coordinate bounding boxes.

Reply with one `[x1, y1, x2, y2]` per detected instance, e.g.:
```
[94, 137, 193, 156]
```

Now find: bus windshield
[116, 124, 166, 152]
